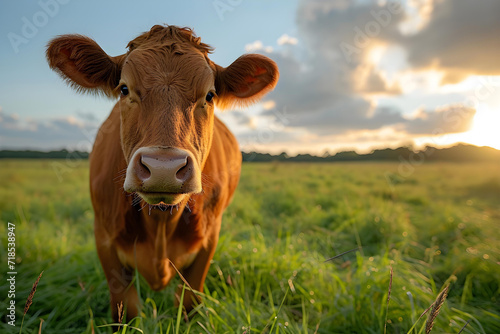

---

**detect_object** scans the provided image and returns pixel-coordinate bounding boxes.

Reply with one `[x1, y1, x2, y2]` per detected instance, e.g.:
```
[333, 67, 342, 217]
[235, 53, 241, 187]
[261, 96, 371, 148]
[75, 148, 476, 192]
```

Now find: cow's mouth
[137, 191, 186, 206]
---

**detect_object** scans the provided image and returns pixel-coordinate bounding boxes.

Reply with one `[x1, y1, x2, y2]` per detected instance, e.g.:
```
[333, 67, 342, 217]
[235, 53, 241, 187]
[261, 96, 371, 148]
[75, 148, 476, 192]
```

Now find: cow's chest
[114, 210, 205, 290]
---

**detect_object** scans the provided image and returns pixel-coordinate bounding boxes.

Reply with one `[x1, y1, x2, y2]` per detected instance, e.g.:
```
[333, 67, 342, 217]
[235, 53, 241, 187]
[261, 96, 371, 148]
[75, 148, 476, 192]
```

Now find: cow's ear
[46, 34, 125, 98]
[214, 54, 279, 110]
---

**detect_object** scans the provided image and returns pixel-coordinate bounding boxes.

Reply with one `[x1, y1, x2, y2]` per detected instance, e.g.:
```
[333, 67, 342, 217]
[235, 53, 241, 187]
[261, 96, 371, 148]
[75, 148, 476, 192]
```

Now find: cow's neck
[141, 198, 188, 244]
[138, 196, 204, 271]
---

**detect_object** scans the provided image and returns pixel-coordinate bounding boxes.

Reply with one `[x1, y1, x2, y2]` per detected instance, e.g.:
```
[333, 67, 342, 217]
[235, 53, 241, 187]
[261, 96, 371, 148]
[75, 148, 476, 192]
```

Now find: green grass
[0, 159, 499, 333]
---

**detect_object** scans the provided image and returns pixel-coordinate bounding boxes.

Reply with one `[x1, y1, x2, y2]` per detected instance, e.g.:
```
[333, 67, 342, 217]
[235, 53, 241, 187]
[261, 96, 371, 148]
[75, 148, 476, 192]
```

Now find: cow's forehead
[121, 47, 215, 100]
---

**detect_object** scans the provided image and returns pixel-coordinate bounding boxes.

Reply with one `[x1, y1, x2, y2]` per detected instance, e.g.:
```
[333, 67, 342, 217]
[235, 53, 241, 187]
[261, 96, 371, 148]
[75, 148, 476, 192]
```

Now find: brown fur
[46, 24, 278, 321]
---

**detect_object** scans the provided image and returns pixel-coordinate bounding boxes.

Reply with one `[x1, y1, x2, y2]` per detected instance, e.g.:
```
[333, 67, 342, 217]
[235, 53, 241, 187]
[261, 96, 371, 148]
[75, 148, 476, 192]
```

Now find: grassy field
[0, 159, 499, 333]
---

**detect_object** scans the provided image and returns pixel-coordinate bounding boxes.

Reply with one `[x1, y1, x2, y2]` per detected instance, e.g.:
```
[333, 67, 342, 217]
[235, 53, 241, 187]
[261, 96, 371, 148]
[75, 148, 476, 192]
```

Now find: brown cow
[46, 25, 278, 321]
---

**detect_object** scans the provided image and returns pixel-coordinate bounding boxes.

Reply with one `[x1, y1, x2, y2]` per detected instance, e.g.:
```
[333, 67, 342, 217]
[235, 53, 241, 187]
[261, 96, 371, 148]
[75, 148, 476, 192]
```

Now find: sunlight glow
[368, 45, 386, 65]
[460, 104, 500, 149]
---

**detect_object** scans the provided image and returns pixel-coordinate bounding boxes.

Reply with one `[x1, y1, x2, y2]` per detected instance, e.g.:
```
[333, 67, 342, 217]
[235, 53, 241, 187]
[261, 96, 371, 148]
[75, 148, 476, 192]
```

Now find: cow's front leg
[108, 265, 139, 322]
[175, 218, 221, 313]
[95, 232, 139, 322]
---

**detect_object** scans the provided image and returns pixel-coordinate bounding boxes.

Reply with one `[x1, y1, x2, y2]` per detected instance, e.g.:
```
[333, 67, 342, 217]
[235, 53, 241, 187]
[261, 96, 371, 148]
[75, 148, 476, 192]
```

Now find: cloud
[395, 0, 500, 83]
[352, 63, 402, 94]
[282, 101, 403, 135]
[249, 0, 482, 148]
[259, 1, 404, 134]
[76, 110, 100, 122]
[404, 105, 476, 134]
[229, 111, 254, 127]
[277, 34, 298, 46]
[237, 128, 299, 149]
[245, 40, 273, 53]
[0, 108, 98, 150]
[297, 0, 404, 63]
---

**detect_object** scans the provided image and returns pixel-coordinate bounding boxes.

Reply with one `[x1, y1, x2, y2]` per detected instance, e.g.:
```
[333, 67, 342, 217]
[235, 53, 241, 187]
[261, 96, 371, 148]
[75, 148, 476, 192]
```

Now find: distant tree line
[0, 144, 499, 162]
[241, 144, 500, 162]
[0, 149, 89, 159]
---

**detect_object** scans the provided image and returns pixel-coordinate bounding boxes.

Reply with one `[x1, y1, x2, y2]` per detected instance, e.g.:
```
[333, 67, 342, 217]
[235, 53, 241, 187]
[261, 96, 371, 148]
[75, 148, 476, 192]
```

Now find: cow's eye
[120, 85, 129, 96]
[205, 91, 215, 103]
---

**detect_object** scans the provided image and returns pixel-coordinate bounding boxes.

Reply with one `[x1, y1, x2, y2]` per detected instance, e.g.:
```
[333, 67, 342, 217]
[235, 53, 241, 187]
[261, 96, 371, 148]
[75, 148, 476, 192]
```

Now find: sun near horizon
[459, 105, 500, 150]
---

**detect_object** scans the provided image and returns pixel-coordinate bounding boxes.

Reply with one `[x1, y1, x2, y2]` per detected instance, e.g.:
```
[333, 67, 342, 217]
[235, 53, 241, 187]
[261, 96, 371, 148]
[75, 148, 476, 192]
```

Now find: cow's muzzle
[124, 147, 201, 205]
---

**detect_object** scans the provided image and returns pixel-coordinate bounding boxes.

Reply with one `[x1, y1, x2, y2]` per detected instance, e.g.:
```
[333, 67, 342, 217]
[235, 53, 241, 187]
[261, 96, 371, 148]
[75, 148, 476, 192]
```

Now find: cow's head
[47, 25, 278, 206]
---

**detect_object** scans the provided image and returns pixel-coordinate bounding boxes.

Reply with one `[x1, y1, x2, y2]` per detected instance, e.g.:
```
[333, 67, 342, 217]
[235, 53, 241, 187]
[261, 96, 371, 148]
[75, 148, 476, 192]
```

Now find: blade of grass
[450, 308, 486, 334]
[384, 266, 393, 334]
[457, 320, 471, 334]
[267, 288, 290, 333]
[97, 324, 143, 333]
[175, 284, 186, 334]
[323, 247, 359, 263]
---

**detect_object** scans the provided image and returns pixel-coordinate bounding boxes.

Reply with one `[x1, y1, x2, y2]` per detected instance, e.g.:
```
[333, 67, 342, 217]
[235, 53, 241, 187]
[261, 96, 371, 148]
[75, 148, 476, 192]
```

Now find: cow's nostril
[137, 157, 152, 181]
[175, 156, 190, 181]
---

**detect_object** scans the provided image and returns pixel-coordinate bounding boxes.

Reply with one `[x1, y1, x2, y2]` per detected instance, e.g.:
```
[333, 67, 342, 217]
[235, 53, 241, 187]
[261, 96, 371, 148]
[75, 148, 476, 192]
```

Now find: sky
[1, 0, 499, 155]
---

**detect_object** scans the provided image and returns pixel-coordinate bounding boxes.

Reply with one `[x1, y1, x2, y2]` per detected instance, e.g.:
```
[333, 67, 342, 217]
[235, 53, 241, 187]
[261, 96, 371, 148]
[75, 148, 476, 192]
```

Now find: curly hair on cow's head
[127, 24, 214, 56]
